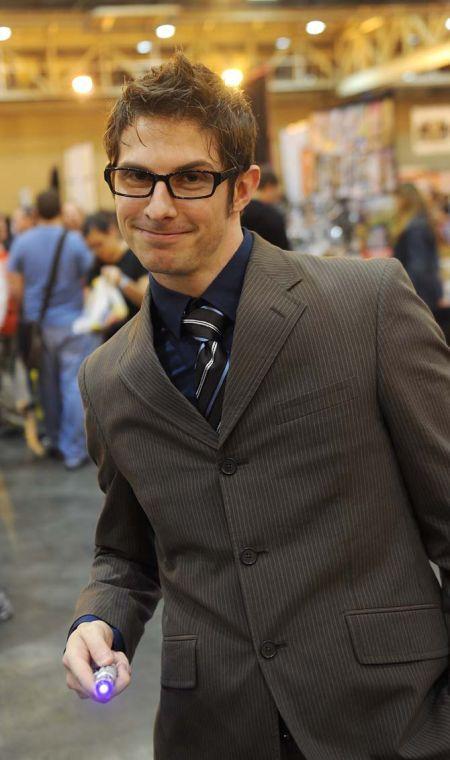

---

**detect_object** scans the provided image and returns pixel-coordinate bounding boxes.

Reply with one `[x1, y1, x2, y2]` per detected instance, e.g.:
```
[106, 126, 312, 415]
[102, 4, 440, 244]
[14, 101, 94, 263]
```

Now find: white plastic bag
[73, 275, 128, 335]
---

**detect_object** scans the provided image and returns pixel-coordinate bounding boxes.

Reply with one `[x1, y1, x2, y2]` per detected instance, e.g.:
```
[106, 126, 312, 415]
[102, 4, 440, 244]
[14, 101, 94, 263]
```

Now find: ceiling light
[72, 75, 94, 95]
[156, 24, 175, 39]
[306, 20, 326, 36]
[0, 26, 12, 42]
[446, 18, 450, 31]
[137, 40, 152, 54]
[276, 37, 291, 50]
[222, 69, 244, 87]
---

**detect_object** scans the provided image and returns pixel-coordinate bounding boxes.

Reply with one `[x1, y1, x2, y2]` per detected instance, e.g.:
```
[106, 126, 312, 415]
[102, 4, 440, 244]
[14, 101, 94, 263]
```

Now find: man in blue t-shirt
[8, 190, 96, 469]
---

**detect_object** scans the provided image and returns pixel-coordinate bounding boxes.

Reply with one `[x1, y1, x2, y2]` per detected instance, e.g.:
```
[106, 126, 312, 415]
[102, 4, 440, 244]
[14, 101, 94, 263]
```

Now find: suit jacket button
[240, 548, 258, 565]
[261, 641, 277, 659]
[220, 458, 237, 475]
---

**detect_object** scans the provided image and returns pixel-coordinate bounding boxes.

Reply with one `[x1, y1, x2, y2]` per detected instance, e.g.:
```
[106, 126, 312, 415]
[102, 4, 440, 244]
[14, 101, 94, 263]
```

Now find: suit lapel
[118, 291, 218, 449]
[219, 235, 307, 447]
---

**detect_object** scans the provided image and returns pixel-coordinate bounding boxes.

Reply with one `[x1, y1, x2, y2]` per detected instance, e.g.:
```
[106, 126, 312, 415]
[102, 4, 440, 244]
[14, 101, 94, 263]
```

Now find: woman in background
[393, 183, 443, 313]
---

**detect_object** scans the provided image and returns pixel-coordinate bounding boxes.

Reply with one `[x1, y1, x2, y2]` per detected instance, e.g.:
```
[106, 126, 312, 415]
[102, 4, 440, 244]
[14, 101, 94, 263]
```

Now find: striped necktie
[182, 302, 230, 430]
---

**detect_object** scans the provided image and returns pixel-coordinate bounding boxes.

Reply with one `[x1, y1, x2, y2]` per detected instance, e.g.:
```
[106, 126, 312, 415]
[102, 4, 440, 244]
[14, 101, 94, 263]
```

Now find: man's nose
[143, 180, 177, 219]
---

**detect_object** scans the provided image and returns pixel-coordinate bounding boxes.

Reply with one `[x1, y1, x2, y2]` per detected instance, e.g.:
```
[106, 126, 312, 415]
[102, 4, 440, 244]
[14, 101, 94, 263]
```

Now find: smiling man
[63, 55, 450, 760]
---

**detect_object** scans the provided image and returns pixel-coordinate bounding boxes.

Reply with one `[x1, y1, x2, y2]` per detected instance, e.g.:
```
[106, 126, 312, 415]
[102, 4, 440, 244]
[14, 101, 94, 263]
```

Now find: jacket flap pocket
[161, 635, 197, 689]
[277, 378, 355, 424]
[345, 605, 448, 665]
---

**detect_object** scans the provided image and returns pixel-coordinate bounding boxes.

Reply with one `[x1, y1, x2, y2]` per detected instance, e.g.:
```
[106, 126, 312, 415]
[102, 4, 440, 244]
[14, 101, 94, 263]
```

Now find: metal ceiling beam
[338, 42, 450, 96]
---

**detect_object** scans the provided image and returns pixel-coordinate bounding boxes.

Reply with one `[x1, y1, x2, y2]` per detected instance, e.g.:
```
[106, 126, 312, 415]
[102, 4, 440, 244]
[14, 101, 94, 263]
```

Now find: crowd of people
[0, 194, 148, 467]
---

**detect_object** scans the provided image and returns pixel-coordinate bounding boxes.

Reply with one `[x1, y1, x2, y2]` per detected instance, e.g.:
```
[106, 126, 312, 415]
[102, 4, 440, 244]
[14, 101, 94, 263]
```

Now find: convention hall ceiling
[1, 2, 449, 100]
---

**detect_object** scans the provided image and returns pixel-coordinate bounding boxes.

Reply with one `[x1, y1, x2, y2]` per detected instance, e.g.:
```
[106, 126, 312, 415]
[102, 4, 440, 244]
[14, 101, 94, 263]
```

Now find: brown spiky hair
[104, 53, 257, 190]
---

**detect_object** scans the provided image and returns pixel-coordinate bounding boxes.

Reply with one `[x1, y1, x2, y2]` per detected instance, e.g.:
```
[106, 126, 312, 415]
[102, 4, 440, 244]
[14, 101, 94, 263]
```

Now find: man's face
[113, 117, 237, 281]
[85, 227, 120, 263]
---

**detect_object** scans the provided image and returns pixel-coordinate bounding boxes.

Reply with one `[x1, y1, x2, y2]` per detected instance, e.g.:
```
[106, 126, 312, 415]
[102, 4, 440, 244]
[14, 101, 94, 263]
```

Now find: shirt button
[240, 547, 258, 566]
[261, 641, 278, 659]
[220, 458, 237, 475]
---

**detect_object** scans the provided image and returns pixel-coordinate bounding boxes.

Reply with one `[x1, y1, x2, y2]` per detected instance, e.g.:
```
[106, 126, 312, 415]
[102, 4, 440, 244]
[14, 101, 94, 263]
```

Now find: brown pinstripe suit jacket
[75, 234, 450, 760]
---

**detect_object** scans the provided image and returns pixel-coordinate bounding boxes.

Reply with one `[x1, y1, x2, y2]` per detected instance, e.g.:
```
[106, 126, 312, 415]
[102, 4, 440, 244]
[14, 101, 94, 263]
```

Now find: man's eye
[123, 170, 149, 183]
[182, 172, 201, 183]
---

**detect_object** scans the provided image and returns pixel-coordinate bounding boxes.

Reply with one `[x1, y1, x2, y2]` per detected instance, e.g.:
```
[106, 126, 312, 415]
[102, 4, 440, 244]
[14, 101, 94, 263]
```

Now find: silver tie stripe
[182, 303, 230, 430]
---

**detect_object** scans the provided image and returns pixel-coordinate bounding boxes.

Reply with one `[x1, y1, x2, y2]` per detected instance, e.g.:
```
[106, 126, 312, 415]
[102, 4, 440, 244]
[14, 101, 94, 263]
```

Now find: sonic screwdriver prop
[94, 664, 118, 702]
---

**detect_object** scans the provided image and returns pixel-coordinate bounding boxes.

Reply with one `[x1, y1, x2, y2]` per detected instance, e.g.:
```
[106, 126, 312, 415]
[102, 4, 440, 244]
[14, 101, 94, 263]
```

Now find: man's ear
[231, 165, 260, 214]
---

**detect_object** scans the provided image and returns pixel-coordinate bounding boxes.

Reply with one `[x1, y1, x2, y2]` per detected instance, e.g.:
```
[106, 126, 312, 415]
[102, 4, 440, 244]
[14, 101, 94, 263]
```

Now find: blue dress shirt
[69, 229, 253, 654]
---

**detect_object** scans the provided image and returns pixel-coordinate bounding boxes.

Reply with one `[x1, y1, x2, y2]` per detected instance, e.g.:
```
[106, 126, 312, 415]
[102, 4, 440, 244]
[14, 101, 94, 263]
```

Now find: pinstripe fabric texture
[74, 234, 450, 760]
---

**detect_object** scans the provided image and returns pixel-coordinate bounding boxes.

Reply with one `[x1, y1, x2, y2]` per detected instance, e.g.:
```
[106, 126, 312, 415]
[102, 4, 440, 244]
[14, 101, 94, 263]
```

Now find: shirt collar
[150, 228, 253, 339]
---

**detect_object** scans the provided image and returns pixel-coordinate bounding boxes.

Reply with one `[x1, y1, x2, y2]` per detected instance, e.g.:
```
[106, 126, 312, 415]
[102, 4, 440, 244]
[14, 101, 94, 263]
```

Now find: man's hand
[63, 620, 131, 701]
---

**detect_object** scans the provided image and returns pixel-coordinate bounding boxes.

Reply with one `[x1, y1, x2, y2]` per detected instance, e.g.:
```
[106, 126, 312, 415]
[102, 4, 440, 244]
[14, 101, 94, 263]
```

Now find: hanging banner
[63, 142, 98, 212]
[411, 107, 450, 156]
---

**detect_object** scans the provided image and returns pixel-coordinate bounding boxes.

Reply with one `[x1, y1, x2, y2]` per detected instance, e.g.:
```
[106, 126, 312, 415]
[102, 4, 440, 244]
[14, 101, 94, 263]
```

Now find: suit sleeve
[73, 358, 162, 661]
[377, 259, 450, 613]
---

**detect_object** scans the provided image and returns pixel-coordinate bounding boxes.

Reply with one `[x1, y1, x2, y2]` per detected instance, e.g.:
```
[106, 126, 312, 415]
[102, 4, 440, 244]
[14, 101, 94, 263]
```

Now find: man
[8, 190, 95, 469]
[83, 210, 148, 340]
[241, 165, 290, 249]
[63, 55, 450, 760]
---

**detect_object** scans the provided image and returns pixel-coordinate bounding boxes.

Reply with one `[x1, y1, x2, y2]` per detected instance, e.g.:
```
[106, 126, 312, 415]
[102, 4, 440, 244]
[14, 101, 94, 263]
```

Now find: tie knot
[182, 302, 228, 343]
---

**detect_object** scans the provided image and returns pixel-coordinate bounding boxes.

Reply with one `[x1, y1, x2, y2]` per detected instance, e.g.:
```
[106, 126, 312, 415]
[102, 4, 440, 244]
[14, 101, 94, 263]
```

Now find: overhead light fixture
[72, 75, 94, 95]
[276, 37, 291, 50]
[0, 26, 12, 42]
[156, 24, 175, 39]
[306, 20, 326, 36]
[137, 40, 153, 54]
[222, 69, 244, 87]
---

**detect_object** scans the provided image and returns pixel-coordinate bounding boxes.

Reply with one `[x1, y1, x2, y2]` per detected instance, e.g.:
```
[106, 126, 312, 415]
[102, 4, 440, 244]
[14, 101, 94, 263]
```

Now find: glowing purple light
[94, 664, 117, 702]
[95, 679, 113, 701]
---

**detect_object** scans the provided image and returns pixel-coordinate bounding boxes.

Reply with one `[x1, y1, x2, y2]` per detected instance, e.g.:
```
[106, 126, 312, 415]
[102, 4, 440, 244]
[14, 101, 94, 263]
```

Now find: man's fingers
[65, 670, 90, 699]
[113, 652, 132, 696]
[79, 625, 115, 670]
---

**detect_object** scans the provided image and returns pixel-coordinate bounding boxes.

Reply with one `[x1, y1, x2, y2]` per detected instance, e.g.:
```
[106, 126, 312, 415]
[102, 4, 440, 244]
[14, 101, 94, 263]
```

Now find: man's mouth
[135, 227, 191, 236]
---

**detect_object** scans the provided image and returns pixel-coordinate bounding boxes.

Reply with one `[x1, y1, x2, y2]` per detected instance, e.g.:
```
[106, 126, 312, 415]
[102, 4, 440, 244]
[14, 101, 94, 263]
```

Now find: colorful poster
[411, 107, 450, 156]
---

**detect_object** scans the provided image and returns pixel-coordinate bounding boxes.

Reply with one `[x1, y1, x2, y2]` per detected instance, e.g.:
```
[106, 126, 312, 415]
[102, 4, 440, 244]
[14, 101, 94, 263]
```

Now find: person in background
[83, 210, 148, 340]
[241, 164, 290, 249]
[11, 206, 35, 238]
[0, 213, 12, 251]
[0, 241, 44, 458]
[393, 183, 443, 313]
[7, 190, 95, 470]
[62, 202, 85, 233]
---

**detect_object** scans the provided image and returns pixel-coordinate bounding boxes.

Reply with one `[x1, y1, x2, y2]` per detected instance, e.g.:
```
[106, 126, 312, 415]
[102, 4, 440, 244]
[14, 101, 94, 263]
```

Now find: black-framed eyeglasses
[104, 165, 241, 200]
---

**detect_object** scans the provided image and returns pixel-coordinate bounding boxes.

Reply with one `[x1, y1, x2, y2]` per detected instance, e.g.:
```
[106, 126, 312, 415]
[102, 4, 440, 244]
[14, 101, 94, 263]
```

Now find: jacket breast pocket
[161, 635, 197, 689]
[276, 377, 356, 425]
[345, 604, 449, 665]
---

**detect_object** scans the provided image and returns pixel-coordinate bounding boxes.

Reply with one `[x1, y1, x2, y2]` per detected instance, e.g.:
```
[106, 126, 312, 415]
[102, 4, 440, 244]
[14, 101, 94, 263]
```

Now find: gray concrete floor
[0, 434, 161, 760]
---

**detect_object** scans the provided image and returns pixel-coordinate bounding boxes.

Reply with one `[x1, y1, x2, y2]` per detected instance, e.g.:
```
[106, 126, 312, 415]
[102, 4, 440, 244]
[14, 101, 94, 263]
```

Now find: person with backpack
[7, 190, 95, 470]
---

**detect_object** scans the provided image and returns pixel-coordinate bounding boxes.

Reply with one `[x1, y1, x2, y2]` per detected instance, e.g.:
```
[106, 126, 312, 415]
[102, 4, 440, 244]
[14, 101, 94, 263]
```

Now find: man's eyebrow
[116, 159, 216, 172]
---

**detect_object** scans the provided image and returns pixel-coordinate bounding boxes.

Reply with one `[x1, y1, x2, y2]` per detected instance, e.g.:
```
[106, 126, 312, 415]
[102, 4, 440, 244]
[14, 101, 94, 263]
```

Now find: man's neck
[39, 217, 62, 226]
